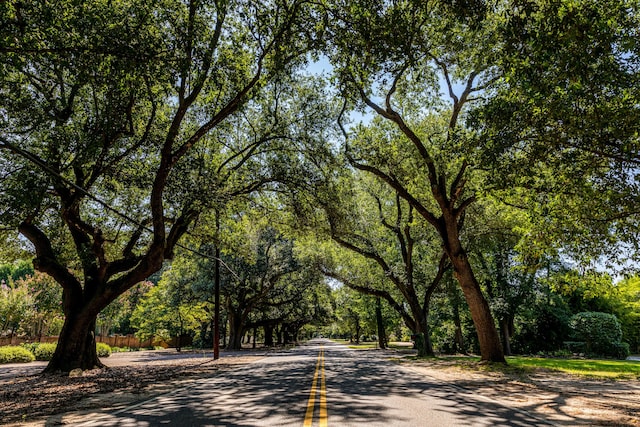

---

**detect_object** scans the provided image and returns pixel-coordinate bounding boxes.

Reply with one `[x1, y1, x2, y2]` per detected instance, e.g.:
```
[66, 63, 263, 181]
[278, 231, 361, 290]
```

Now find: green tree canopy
[0, 0, 326, 372]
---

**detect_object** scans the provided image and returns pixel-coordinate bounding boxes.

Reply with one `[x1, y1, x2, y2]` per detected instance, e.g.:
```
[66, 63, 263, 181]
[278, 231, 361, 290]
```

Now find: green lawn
[425, 355, 640, 379]
[507, 356, 640, 379]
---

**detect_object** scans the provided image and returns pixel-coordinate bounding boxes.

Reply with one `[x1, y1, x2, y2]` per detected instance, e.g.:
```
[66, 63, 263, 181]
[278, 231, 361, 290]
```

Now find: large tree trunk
[445, 228, 504, 362]
[226, 311, 244, 350]
[452, 260, 504, 362]
[264, 324, 274, 346]
[438, 213, 505, 363]
[416, 314, 434, 357]
[44, 314, 104, 373]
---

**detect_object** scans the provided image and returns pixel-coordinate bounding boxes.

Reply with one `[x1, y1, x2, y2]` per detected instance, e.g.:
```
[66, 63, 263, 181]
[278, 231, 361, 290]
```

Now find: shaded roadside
[2, 343, 639, 426]
[0, 347, 277, 380]
[393, 355, 640, 426]
[0, 348, 272, 426]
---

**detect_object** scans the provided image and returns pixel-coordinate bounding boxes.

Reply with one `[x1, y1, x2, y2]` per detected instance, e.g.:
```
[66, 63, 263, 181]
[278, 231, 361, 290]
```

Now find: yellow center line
[319, 347, 327, 427]
[303, 345, 327, 427]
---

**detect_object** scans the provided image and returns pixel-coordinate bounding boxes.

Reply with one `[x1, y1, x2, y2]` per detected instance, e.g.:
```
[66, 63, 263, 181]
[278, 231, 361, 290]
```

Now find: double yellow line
[303, 346, 327, 427]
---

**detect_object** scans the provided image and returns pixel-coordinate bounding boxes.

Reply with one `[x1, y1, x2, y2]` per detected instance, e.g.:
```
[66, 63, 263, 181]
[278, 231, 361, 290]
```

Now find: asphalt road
[70, 339, 551, 427]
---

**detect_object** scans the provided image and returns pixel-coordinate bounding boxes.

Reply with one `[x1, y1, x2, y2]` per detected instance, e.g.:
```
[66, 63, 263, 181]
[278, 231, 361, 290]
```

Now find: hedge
[0, 346, 35, 364]
[34, 343, 57, 361]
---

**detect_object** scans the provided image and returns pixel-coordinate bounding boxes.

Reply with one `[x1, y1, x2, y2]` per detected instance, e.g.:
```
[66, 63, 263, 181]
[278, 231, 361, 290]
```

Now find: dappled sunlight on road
[72, 339, 557, 426]
[76, 345, 322, 426]
[320, 342, 549, 427]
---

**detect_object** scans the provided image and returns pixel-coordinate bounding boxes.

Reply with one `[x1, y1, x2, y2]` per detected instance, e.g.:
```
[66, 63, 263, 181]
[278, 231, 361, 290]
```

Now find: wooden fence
[0, 334, 191, 348]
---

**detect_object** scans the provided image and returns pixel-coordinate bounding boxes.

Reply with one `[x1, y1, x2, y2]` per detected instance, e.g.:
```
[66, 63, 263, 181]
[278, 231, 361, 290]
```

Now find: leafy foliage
[474, 0, 640, 266]
[0, 345, 35, 364]
[0, 277, 32, 336]
[569, 311, 623, 356]
[96, 342, 112, 358]
[130, 281, 208, 344]
[34, 343, 57, 361]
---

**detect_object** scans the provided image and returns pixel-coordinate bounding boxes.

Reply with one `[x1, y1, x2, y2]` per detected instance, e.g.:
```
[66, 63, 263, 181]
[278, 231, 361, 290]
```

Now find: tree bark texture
[44, 315, 103, 373]
[426, 208, 504, 363]
[445, 236, 505, 362]
[227, 311, 245, 350]
[500, 317, 513, 356]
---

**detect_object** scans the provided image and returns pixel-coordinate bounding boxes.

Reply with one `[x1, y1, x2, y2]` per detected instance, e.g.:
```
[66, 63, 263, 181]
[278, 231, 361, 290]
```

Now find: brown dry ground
[402, 358, 640, 427]
[0, 348, 638, 426]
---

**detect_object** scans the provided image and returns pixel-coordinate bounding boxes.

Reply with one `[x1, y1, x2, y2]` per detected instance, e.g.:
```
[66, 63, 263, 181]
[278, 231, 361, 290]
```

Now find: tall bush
[569, 311, 624, 356]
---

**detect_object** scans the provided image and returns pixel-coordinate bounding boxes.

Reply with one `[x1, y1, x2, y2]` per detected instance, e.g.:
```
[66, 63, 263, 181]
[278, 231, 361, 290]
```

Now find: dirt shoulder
[2, 349, 639, 426]
[0, 351, 264, 426]
[398, 357, 640, 426]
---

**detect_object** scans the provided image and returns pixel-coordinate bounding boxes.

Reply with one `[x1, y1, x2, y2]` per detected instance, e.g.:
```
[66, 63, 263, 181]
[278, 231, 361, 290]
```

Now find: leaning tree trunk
[451, 258, 504, 362]
[44, 312, 104, 373]
[443, 223, 505, 363]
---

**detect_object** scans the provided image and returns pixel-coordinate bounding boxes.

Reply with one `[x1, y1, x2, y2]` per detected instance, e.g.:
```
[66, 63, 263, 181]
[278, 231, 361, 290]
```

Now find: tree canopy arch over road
[1, 0, 639, 372]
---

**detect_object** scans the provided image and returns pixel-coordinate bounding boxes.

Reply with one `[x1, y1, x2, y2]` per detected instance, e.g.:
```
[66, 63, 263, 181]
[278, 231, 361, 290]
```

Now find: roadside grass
[331, 339, 378, 349]
[507, 356, 640, 379]
[408, 354, 640, 380]
[332, 338, 640, 379]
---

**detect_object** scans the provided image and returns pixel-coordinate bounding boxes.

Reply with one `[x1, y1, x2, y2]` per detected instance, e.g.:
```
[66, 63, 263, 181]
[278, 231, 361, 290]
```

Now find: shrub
[570, 312, 623, 354]
[569, 312, 633, 358]
[0, 346, 35, 363]
[20, 342, 41, 354]
[96, 342, 111, 357]
[611, 342, 630, 360]
[34, 343, 57, 361]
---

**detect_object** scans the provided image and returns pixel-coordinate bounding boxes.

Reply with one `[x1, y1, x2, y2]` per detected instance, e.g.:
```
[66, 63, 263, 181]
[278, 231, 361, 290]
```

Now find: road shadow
[69, 340, 581, 426]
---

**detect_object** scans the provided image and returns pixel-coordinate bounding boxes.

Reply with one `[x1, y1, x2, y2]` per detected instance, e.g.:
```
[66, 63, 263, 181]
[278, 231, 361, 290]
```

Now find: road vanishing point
[74, 339, 552, 426]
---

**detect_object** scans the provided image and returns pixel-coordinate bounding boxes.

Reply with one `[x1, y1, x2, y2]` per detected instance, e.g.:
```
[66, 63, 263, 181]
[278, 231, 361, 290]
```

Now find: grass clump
[0, 345, 35, 363]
